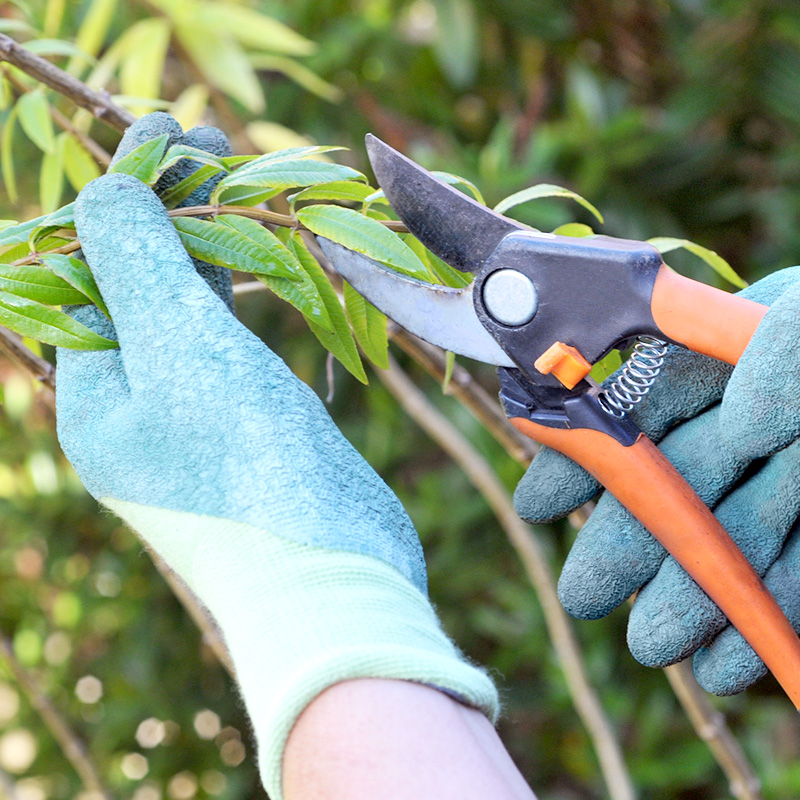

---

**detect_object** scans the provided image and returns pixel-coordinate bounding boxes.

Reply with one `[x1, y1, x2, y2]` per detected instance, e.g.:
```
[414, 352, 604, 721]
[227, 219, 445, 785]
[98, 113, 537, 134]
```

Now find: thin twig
[0, 634, 112, 799]
[664, 662, 763, 800]
[377, 352, 638, 800]
[0, 327, 55, 390]
[0, 33, 134, 131]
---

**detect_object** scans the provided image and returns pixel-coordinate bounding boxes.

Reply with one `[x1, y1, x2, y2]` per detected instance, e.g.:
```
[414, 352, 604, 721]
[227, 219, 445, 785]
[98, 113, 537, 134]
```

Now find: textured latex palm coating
[512, 266, 800, 694]
[56, 173, 428, 593]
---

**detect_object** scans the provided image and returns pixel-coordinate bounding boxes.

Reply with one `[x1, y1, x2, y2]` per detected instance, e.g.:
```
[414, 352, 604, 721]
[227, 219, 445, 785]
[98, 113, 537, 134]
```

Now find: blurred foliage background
[2, 0, 800, 798]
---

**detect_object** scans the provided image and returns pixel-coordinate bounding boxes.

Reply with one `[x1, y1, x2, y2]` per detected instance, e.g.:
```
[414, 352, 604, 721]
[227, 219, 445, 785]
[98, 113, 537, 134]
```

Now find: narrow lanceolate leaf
[24, 39, 97, 62]
[343, 281, 389, 369]
[285, 232, 367, 384]
[249, 54, 343, 103]
[109, 133, 169, 184]
[289, 181, 375, 210]
[200, 2, 316, 56]
[647, 237, 746, 289]
[28, 203, 76, 250]
[552, 222, 595, 238]
[40, 135, 65, 214]
[0, 290, 117, 349]
[173, 19, 264, 113]
[442, 350, 456, 394]
[170, 84, 210, 131]
[68, 0, 117, 75]
[119, 18, 171, 114]
[39, 253, 109, 316]
[0, 264, 88, 305]
[1, 214, 55, 247]
[172, 217, 300, 281]
[0, 221, 16, 232]
[211, 161, 363, 202]
[494, 184, 604, 224]
[159, 164, 226, 209]
[216, 215, 330, 329]
[0, 243, 29, 265]
[62, 134, 102, 191]
[153, 145, 229, 182]
[590, 350, 623, 383]
[213, 185, 283, 207]
[17, 90, 56, 154]
[365, 170, 484, 207]
[1, 104, 18, 203]
[297, 205, 429, 280]
[233, 146, 346, 173]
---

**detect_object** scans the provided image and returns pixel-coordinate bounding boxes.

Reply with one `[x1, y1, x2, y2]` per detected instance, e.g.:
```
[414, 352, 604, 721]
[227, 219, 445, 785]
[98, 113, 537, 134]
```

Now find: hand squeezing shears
[318, 134, 800, 708]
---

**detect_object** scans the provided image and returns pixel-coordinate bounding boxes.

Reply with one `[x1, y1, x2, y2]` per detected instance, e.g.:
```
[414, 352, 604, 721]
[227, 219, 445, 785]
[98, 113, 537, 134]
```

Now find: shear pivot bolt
[482, 269, 538, 327]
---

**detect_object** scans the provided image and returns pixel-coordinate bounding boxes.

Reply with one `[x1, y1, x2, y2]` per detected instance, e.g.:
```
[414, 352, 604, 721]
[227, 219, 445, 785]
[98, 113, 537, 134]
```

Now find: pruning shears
[318, 134, 800, 708]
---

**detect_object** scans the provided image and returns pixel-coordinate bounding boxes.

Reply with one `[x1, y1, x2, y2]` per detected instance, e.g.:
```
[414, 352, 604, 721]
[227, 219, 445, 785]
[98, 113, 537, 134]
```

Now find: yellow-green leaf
[343, 280, 388, 369]
[249, 54, 342, 103]
[590, 350, 623, 383]
[68, 0, 117, 75]
[44, 0, 66, 37]
[647, 237, 746, 290]
[494, 183, 604, 224]
[442, 350, 456, 393]
[39, 134, 65, 213]
[17, 90, 55, 154]
[297, 205, 428, 280]
[0, 290, 117, 349]
[289, 181, 375, 210]
[552, 222, 595, 237]
[172, 216, 300, 281]
[119, 18, 172, 115]
[62, 134, 102, 191]
[1, 103, 19, 203]
[366, 170, 484, 206]
[285, 231, 367, 384]
[159, 164, 225, 209]
[170, 84, 210, 130]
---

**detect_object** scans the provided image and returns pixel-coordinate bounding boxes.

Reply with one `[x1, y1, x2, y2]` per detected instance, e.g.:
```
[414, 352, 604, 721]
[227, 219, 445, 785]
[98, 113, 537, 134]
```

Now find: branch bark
[0, 634, 112, 799]
[0, 33, 134, 131]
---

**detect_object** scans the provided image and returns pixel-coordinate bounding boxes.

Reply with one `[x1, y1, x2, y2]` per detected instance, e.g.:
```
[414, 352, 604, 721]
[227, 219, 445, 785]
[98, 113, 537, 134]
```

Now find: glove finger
[513, 446, 599, 523]
[719, 265, 800, 460]
[627, 436, 800, 668]
[693, 520, 800, 695]
[74, 173, 244, 388]
[177, 125, 235, 313]
[558, 404, 748, 620]
[55, 304, 128, 445]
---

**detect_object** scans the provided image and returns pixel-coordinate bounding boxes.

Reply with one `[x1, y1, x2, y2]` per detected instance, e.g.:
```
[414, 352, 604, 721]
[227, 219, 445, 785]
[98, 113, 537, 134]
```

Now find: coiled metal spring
[599, 336, 668, 418]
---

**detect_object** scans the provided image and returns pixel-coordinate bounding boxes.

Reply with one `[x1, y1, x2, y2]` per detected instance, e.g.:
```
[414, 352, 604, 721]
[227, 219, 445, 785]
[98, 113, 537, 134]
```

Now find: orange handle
[511, 419, 800, 708]
[651, 265, 768, 365]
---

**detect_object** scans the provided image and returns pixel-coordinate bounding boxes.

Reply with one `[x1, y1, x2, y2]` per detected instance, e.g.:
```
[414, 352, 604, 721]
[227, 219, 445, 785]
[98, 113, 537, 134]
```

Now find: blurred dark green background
[2, 1, 800, 798]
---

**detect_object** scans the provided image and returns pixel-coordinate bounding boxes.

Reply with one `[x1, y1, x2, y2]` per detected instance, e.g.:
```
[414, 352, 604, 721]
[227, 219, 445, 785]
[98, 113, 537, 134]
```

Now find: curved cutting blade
[366, 134, 525, 273]
[318, 238, 514, 367]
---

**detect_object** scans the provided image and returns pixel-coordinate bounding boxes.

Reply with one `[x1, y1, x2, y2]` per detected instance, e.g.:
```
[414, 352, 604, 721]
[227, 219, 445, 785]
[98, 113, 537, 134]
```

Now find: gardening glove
[513, 266, 800, 696]
[55, 114, 498, 800]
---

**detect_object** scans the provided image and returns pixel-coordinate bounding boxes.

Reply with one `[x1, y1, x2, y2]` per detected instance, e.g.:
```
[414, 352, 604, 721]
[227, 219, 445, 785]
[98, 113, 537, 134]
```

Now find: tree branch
[0, 33, 134, 131]
[377, 352, 637, 800]
[0, 634, 111, 799]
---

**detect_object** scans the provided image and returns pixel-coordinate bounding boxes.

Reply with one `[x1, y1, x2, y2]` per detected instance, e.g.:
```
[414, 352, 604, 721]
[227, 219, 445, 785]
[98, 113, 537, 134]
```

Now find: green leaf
[212, 160, 363, 202]
[214, 185, 283, 207]
[590, 350, 623, 383]
[284, 232, 366, 384]
[0, 76, 10, 112]
[297, 205, 429, 280]
[44, 0, 66, 37]
[24, 39, 97, 63]
[68, 0, 117, 75]
[108, 133, 169, 183]
[0, 290, 117, 349]
[646, 237, 746, 290]
[200, 3, 316, 56]
[154, 144, 229, 180]
[17, 90, 55, 154]
[288, 181, 376, 210]
[0, 243, 30, 265]
[216, 215, 330, 328]
[118, 18, 171, 114]
[39, 134, 65, 213]
[249, 54, 343, 103]
[232, 145, 346, 173]
[494, 183, 604, 224]
[172, 216, 300, 281]
[1, 104, 19, 203]
[442, 350, 456, 393]
[0, 264, 87, 305]
[343, 280, 388, 369]
[62, 134, 102, 191]
[552, 222, 595, 237]
[0, 213, 56, 247]
[432, 0, 479, 89]
[173, 18, 264, 113]
[0, 19, 36, 35]
[39, 253, 109, 316]
[159, 164, 225, 209]
[404, 235, 468, 287]
[0, 221, 17, 232]
[365, 170, 484, 207]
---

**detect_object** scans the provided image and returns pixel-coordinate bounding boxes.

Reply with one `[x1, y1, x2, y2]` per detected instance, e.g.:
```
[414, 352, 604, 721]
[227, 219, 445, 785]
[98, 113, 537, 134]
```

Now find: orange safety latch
[534, 341, 593, 390]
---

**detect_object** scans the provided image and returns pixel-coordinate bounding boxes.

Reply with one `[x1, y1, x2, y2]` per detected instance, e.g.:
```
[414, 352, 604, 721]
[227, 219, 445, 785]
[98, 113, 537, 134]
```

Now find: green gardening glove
[56, 114, 498, 799]
[513, 267, 800, 695]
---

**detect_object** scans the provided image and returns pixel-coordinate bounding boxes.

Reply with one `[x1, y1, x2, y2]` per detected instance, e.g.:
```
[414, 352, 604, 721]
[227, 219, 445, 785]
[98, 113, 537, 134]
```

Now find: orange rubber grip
[651, 265, 768, 365]
[510, 419, 800, 709]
